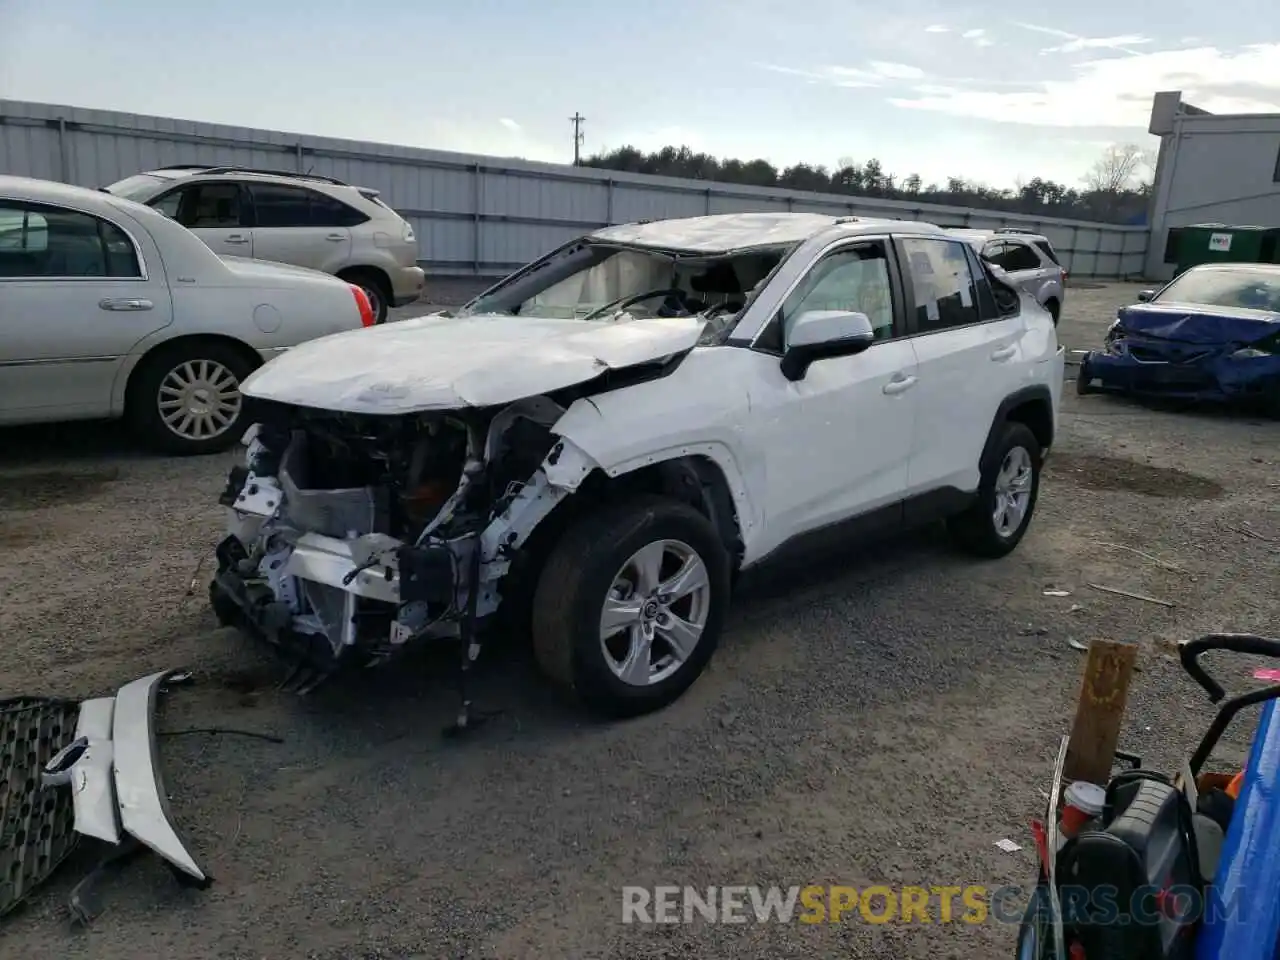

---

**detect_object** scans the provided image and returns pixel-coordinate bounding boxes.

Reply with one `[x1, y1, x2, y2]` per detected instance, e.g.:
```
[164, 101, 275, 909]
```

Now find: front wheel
[948, 421, 1042, 558]
[128, 341, 256, 456]
[531, 496, 731, 718]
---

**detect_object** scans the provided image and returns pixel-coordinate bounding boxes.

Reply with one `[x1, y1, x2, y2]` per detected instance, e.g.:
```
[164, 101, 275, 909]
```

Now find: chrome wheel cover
[157, 359, 242, 442]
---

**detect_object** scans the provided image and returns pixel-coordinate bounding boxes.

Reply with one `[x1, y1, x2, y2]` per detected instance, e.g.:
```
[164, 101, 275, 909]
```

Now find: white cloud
[756, 60, 927, 88]
[1012, 22, 1151, 56]
[498, 117, 521, 132]
[961, 28, 985, 39]
[887, 43, 1280, 127]
[924, 24, 949, 33]
[867, 60, 927, 81]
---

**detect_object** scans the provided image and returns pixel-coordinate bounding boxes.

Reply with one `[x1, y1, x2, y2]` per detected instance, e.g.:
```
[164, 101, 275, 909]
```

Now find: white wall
[1147, 100, 1280, 279]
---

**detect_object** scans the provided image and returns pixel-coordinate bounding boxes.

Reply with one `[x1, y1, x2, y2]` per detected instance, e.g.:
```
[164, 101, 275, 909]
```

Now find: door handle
[223, 234, 249, 244]
[99, 298, 153, 311]
[325, 233, 346, 241]
[991, 345, 1017, 362]
[882, 373, 918, 395]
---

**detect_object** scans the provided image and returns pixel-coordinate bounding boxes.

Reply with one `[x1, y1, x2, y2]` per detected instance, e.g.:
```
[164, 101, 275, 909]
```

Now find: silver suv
[948, 229, 1067, 324]
[103, 165, 424, 322]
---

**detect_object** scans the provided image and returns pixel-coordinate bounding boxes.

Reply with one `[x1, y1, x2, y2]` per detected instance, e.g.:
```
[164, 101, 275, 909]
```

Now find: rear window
[1033, 240, 1061, 266]
[102, 173, 172, 202]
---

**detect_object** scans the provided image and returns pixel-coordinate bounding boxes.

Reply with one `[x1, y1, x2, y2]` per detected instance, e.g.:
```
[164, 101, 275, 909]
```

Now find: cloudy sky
[1, 0, 1277, 189]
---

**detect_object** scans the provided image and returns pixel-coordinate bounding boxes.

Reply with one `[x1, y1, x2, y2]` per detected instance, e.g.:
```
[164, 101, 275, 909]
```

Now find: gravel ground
[2, 281, 1278, 959]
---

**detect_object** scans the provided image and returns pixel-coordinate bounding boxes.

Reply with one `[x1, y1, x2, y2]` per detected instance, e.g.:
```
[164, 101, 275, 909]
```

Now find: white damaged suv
[211, 213, 1065, 718]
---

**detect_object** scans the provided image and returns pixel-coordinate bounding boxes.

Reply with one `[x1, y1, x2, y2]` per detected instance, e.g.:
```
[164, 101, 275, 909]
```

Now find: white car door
[743, 237, 919, 543]
[0, 198, 173, 424]
[155, 181, 254, 259]
[898, 236, 1027, 496]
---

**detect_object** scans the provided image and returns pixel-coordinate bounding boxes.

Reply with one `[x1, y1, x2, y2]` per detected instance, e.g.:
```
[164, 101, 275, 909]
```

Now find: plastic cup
[1060, 781, 1106, 837]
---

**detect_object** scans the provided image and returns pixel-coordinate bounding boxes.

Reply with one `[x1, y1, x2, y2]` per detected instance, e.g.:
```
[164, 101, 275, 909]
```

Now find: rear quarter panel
[106, 269, 363, 415]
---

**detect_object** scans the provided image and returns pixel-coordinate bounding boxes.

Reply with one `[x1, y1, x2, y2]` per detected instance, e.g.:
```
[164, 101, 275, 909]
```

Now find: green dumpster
[1166, 223, 1280, 275]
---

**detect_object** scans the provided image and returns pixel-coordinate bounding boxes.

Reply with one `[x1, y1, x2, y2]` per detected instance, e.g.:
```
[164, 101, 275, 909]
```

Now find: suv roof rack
[995, 227, 1043, 236]
[154, 165, 350, 186]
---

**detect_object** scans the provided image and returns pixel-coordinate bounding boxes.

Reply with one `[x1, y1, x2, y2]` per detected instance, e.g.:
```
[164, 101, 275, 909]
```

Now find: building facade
[1146, 90, 1280, 280]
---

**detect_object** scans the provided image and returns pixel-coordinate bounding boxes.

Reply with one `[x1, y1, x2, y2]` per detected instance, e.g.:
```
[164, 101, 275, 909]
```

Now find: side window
[964, 246, 999, 321]
[249, 184, 314, 228]
[901, 237, 981, 334]
[309, 192, 369, 227]
[173, 183, 245, 229]
[999, 241, 1043, 272]
[777, 242, 896, 345]
[151, 190, 183, 220]
[0, 200, 139, 278]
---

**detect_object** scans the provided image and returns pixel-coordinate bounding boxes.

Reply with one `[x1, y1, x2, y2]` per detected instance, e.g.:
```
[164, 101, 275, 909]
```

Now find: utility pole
[569, 112, 585, 166]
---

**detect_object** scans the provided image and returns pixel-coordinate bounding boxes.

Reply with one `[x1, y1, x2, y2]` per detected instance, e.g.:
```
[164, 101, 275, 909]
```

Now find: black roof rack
[153, 165, 349, 186]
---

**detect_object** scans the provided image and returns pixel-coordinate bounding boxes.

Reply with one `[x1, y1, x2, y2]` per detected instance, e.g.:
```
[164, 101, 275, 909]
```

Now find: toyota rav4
[210, 213, 1065, 720]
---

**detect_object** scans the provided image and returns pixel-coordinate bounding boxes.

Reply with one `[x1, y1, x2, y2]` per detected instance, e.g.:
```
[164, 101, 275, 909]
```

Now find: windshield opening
[101, 173, 171, 202]
[460, 241, 789, 331]
[1157, 269, 1280, 313]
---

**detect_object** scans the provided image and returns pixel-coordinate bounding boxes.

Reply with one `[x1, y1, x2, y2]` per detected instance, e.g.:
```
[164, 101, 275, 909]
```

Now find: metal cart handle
[1179, 633, 1280, 703]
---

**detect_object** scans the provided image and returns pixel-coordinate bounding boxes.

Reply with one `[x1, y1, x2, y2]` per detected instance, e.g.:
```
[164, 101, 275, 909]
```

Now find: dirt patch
[0, 468, 121, 510]
[0, 524, 38, 548]
[1047, 452, 1224, 500]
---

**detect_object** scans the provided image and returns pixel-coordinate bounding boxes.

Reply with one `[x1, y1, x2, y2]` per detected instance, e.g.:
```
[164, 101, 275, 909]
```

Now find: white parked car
[211, 213, 1065, 717]
[0, 175, 376, 455]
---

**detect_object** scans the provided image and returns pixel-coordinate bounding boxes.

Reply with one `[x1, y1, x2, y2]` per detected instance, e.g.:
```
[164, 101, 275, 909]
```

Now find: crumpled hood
[1115, 302, 1280, 345]
[240, 312, 706, 413]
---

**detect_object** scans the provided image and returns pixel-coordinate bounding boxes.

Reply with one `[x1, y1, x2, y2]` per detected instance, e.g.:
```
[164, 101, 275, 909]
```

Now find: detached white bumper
[43, 669, 208, 885]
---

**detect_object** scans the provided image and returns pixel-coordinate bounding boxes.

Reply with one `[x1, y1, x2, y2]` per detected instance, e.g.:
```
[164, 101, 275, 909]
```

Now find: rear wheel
[127, 341, 257, 456]
[948, 421, 1042, 558]
[1076, 357, 1095, 395]
[531, 496, 730, 718]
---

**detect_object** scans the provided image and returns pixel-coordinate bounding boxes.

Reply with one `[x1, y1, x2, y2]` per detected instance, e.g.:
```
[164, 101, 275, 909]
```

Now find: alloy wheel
[992, 445, 1034, 538]
[599, 539, 712, 687]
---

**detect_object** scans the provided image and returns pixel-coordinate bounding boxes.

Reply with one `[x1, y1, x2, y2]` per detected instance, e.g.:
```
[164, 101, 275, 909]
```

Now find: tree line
[581, 142, 1154, 226]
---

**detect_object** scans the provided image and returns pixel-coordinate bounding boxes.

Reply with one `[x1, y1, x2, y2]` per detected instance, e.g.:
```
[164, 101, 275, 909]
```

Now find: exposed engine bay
[210, 392, 602, 696]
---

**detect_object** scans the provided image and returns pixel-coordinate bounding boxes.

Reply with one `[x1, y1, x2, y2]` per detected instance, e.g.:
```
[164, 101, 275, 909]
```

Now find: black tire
[947, 421, 1042, 558]
[1076, 358, 1094, 396]
[1045, 298, 1061, 326]
[127, 340, 257, 456]
[341, 269, 391, 324]
[531, 495, 731, 718]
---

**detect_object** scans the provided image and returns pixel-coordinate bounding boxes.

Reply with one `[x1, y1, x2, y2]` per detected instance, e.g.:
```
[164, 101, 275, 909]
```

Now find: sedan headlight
[1230, 346, 1273, 359]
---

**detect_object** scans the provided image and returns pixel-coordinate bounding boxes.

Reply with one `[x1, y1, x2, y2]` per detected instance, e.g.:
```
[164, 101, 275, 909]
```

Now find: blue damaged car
[1077, 263, 1280, 415]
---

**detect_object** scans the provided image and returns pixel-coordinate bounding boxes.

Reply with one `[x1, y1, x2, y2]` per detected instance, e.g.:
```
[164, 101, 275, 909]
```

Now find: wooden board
[1063, 638, 1139, 786]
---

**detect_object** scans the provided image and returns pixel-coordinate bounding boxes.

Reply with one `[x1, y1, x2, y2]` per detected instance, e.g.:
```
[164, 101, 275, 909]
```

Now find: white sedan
[0, 175, 376, 455]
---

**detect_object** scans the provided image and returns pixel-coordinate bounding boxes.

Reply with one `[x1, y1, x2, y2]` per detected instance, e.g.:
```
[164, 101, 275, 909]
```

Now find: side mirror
[780, 310, 876, 382]
[1136, 290, 1155, 303]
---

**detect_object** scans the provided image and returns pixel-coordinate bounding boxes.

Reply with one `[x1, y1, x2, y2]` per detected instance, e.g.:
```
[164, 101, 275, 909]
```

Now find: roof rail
[995, 227, 1042, 235]
[150, 164, 217, 172]
[177, 165, 350, 186]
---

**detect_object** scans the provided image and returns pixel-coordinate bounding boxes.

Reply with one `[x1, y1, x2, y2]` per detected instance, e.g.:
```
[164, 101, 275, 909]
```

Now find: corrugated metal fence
[1, 99, 1150, 278]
